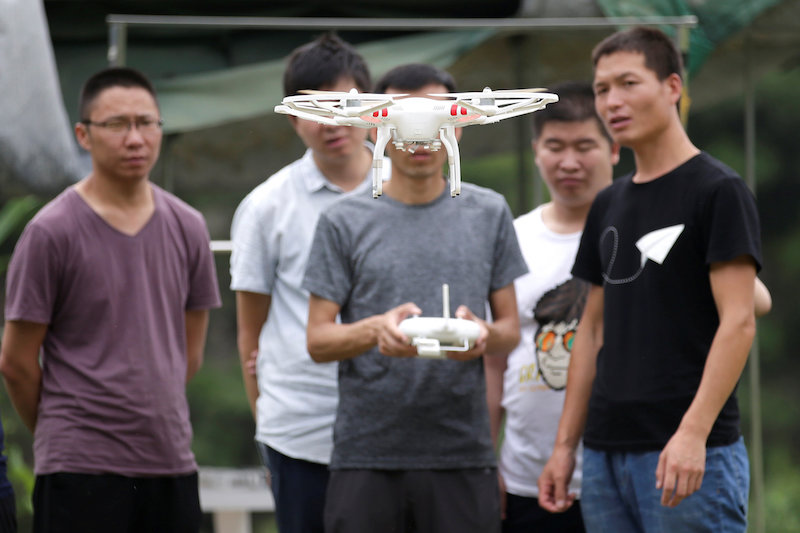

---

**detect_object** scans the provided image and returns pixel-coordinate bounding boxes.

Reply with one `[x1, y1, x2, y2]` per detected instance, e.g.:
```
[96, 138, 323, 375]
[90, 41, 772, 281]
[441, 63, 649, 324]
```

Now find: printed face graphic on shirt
[535, 318, 577, 390]
[533, 278, 589, 390]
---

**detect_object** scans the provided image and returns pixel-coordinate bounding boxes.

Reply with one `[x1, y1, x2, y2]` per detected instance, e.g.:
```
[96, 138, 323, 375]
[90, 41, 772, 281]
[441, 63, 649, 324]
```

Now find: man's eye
[106, 120, 129, 131]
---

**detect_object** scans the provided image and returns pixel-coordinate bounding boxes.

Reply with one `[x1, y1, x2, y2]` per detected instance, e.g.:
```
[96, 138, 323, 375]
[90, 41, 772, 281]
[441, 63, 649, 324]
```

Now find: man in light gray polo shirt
[229, 34, 375, 533]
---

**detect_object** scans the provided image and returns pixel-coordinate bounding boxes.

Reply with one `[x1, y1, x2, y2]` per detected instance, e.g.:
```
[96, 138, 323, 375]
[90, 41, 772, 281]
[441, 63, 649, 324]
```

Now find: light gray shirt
[230, 147, 375, 464]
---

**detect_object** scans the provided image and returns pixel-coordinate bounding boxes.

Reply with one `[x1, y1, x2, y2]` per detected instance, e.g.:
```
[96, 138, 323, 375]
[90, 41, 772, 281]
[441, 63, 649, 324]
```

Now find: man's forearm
[235, 291, 270, 418]
[484, 317, 520, 356]
[237, 336, 260, 418]
[185, 309, 210, 383]
[553, 285, 603, 451]
[678, 311, 755, 439]
[553, 336, 597, 452]
[307, 316, 381, 363]
[0, 321, 47, 433]
[680, 258, 759, 438]
[484, 354, 507, 447]
[3, 374, 41, 433]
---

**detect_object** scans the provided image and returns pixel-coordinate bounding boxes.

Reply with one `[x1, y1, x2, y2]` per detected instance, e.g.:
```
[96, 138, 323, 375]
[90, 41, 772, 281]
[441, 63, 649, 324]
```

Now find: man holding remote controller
[303, 63, 528, 533]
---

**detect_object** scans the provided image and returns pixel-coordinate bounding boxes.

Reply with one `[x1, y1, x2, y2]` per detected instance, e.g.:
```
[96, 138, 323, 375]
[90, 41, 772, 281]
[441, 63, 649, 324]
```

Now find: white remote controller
[398, 284, 481, 358]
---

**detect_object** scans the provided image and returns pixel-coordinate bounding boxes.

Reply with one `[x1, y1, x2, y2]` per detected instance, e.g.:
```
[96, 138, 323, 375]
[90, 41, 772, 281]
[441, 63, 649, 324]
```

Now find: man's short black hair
[592, 26, 683, 82]
[373, 63, 457, 94]
[283, 33, 371, 97]
[79, 67, 158, 121]
[532, 81, 611, 143]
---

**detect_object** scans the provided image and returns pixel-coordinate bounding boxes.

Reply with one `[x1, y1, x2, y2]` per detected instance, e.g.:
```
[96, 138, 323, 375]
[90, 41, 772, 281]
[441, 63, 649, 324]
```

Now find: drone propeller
[429, 87, 550, 99]
[297, 89, 408, 100]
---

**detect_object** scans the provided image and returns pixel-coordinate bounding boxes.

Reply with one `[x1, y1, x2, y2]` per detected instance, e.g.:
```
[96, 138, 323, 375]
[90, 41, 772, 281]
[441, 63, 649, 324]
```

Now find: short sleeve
[703, 177, 762, 271]
[302, 212, 353, 307]
[186, 215, 222, 311]
[572, 194, 606, 286]
[229, 192, 279, 294]
[4, 223, 59, 324]
[490, 202, 528, 291]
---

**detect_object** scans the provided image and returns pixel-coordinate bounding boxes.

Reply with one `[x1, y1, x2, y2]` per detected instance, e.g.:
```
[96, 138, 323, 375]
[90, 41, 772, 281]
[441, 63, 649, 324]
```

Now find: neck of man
[314, 145, 373, 192]
[383, 172, 447, 205]
[630, 120, 700, 183]
[75, 173, 155, 236]
[78, 172, 152, 206]
[541, 200, 590, 235]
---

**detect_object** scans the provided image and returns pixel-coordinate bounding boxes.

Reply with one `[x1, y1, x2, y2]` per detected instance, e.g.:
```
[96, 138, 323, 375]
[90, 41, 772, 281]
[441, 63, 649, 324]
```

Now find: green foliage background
[1, 67, 799, 532]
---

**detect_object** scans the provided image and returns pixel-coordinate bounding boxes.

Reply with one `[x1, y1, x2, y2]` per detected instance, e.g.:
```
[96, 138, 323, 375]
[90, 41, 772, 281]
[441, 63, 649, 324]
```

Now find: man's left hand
[444, 305, 488, 361]
[655, 428, 706, 507]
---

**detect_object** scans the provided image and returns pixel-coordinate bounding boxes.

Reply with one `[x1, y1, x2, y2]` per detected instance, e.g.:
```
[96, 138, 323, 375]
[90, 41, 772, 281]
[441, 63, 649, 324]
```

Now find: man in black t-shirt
[538, 27, 761, 533]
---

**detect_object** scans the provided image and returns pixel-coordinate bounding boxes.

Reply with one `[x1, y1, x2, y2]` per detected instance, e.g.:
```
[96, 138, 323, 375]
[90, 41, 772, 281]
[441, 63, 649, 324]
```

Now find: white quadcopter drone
[275, 87, 559, 198]
[398, 284, 481, 358]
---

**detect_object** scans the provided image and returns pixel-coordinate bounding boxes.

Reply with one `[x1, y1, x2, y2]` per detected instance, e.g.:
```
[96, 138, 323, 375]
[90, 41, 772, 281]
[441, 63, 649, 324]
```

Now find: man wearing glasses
[0, 67, 221, 533]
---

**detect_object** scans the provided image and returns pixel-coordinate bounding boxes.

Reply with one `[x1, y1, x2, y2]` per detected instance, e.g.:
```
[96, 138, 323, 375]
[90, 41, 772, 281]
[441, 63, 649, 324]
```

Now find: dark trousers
[502, 493, 585, 533]
[33, 472, 200, 533]
[0, 492, 16, 533]
[324, 468, 501, 533]
[256, 442, 329, 533]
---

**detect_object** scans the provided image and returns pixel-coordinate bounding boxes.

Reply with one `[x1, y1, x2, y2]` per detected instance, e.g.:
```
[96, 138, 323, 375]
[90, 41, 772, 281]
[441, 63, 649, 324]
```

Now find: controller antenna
[442, 283, 450, 319]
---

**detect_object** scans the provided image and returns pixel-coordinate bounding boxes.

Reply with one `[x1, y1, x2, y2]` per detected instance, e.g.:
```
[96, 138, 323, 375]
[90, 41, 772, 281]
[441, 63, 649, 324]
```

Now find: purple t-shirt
[4, 185, 221, 476]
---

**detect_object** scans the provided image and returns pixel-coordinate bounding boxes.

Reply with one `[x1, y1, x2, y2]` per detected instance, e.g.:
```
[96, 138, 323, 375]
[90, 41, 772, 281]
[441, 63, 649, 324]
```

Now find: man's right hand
[376, 302, 422, 358]
[537, 445, 577, 513]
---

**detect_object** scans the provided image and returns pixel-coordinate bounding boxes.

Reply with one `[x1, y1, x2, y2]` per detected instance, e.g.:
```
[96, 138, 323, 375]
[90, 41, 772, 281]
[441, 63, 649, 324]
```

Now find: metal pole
[108, 22, 127, 66]
[744, 30, 766, 533]
[105, 14, 698, 31]
[511, 34, 530, 216]
[676, 24, 691, 126]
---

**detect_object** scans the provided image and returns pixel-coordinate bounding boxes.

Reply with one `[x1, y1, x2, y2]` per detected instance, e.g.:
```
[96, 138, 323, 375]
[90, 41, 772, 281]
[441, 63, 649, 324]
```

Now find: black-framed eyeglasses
[81, 116, 164, 135]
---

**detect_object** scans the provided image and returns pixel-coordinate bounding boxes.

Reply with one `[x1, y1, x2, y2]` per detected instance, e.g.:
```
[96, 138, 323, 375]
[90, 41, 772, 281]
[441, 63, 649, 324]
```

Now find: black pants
[324, 468, 500, 533]
[502, 493, 585, 533]
[0, 492, 16, 533]
[33, 472, 200, 533]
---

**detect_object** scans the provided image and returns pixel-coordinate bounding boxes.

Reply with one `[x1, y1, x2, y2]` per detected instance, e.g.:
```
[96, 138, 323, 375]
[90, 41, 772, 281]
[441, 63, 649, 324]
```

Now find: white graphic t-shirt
[500, 205, 587, 498]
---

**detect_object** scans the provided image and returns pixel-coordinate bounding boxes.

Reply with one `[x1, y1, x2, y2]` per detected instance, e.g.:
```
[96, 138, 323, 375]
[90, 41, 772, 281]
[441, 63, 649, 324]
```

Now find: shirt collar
[302, 141, 376, 194]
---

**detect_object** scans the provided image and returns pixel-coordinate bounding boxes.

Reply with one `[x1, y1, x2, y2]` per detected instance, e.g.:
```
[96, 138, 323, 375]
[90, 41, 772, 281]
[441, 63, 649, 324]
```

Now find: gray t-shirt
[303, 182, 527, 469]
[5, 185, 221, 476]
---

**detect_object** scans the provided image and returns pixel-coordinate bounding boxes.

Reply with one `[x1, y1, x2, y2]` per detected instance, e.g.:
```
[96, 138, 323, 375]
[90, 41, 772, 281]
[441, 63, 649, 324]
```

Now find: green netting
[596, 0, 784, 75]
[154, 29, 496, 134]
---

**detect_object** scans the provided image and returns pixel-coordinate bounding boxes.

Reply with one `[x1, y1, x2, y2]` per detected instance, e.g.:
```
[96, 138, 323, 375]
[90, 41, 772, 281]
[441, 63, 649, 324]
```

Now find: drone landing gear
[439, 124, 461, 197]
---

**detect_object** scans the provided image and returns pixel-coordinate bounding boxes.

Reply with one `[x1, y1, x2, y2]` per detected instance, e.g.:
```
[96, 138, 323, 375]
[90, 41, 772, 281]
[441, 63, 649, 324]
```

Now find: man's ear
[369, 127, 378, 144]
[454, 127, 463, 142]
[75, 122, 91, 151]
[666, 73, 683, 106]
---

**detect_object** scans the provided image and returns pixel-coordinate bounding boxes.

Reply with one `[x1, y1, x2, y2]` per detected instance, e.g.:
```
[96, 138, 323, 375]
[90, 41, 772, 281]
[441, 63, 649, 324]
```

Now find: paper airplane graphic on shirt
[635, 224, 685, 267]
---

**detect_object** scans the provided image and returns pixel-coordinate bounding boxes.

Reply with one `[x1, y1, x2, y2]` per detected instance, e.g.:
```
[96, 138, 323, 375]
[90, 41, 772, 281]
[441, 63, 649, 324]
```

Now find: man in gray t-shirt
[303, 64, 527, 533]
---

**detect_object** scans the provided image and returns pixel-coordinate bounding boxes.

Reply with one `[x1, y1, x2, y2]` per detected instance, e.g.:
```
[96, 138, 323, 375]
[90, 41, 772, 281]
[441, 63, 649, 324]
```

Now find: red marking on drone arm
[450, 104, 458, 116]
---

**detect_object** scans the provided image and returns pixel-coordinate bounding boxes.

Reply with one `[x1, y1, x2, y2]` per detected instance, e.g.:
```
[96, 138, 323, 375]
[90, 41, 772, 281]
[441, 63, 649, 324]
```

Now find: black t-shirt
[572, 152, 762, 451]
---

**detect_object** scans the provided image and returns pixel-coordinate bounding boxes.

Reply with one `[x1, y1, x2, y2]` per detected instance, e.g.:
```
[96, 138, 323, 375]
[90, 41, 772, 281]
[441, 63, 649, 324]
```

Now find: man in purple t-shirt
[0, 67, 221, 533]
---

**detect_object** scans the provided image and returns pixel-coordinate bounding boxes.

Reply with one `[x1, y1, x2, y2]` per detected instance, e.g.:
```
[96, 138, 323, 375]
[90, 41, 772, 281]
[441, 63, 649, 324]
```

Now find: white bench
[199, 466, 275, 533]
